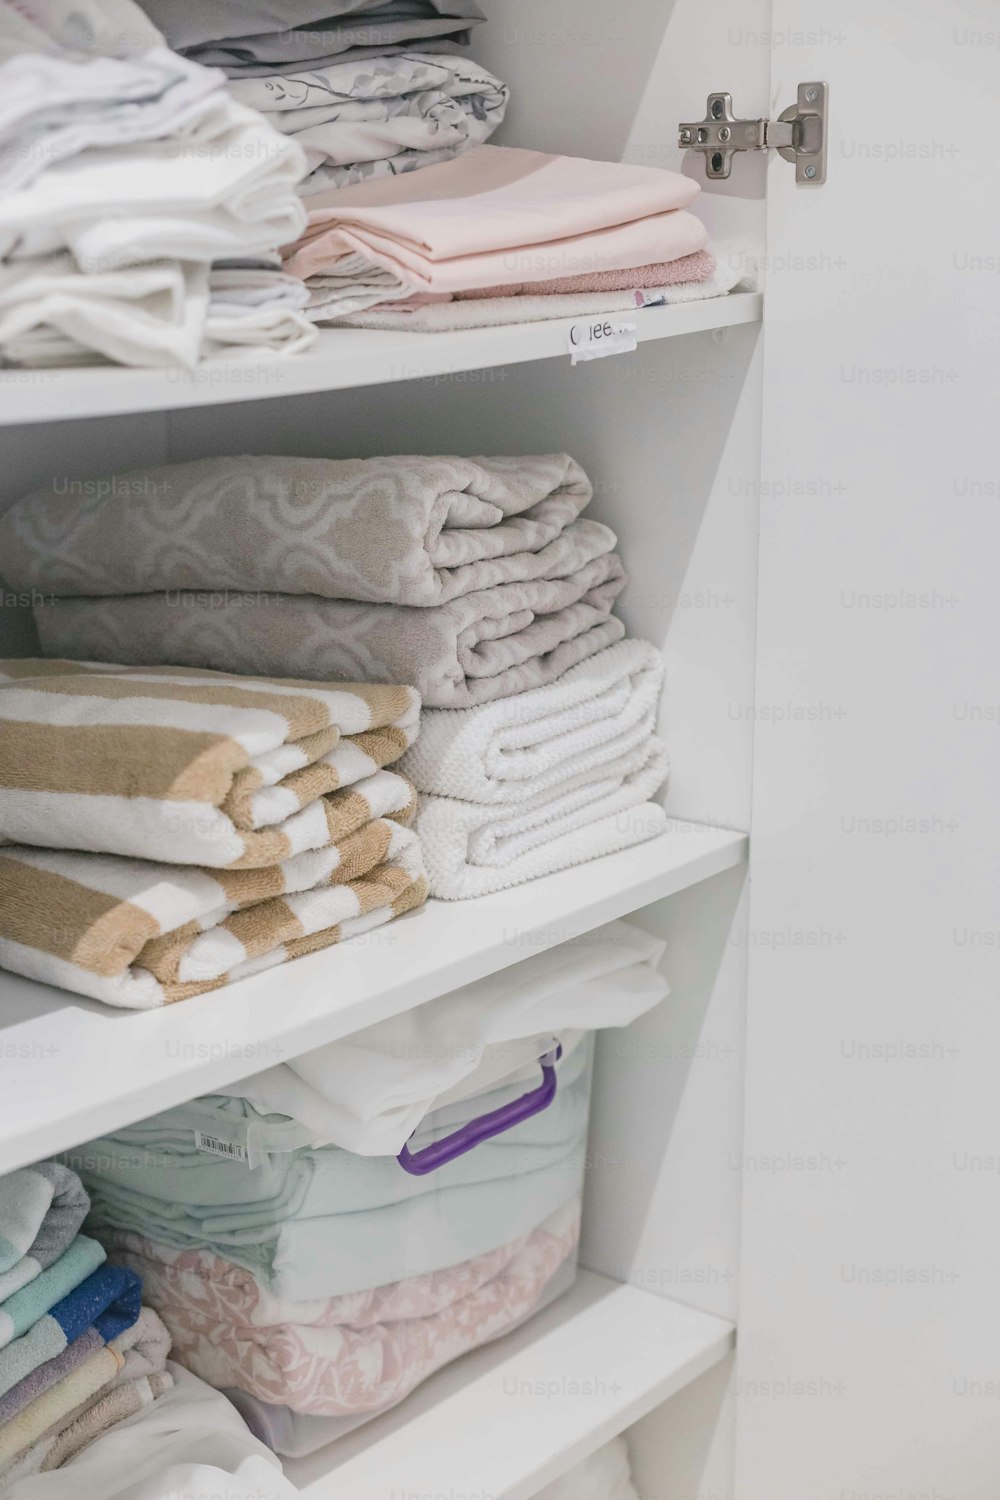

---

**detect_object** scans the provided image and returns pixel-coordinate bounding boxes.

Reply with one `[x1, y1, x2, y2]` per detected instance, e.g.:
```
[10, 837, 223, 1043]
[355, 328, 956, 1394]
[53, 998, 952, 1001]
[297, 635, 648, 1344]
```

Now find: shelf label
[567, 319, 637, 365]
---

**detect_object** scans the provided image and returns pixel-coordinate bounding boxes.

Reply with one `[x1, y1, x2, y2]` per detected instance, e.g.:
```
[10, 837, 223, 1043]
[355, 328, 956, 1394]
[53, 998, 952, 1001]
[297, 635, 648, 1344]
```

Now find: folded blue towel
[0, 1263, 141, 1399]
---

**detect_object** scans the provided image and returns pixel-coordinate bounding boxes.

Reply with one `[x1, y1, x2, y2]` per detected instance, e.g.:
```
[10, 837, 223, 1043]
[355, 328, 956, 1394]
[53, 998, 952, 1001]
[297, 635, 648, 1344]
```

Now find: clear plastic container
[67, 1037, 592, 1456]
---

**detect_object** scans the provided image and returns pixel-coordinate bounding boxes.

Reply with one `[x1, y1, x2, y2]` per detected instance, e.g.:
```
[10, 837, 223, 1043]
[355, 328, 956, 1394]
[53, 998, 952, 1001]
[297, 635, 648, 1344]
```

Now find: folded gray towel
[34, 558, 627, 709]
[1, 452, 604, 608]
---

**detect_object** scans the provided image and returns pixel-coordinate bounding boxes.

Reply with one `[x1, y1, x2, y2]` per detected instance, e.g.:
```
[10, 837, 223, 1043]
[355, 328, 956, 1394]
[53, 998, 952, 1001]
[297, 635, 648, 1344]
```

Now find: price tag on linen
[194, 1130, 248, 1165]
[567, 318, 637, 365]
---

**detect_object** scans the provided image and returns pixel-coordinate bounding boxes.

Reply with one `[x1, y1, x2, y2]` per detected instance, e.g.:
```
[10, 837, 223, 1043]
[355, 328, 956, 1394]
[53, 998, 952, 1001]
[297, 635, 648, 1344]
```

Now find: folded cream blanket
[34, 564, 626, 709]
[415, 742, 669, 898]
[283, 144, 707, 317]
[229, 53, 507, 196]
[1, 453, 599, 607]
[0, 813, 425, 1007]
[0, 660, 418, 866]
[401, 639, 664, 804]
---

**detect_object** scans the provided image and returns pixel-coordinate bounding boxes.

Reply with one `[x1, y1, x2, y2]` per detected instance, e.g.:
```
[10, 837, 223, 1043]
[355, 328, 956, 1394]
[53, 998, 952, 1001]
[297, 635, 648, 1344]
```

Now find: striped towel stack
[0, 660, 426, 1007]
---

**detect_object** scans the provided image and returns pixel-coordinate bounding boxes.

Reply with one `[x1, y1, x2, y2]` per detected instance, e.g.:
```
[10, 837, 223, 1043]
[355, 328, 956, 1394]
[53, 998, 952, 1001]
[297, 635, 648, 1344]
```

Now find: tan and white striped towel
[0, 813, 426, 1008]
[0, 660, 420, 868]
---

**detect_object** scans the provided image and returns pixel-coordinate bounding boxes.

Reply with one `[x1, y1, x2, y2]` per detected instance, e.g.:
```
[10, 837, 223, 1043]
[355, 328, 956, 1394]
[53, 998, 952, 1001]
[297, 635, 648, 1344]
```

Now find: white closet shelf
[0, 292, 762, 425]
[286, 1268, 734, 1500]
[0, 819, 745, 1173]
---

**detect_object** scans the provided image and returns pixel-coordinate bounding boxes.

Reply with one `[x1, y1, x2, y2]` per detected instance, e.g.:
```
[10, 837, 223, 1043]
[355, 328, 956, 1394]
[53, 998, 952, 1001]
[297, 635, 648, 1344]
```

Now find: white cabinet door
[739, 2, 1000, 1497]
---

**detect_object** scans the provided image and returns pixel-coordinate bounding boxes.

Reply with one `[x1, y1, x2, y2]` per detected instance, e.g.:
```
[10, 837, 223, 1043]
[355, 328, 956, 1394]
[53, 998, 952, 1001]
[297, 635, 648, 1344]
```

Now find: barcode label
[194, 1131, 247, 1163]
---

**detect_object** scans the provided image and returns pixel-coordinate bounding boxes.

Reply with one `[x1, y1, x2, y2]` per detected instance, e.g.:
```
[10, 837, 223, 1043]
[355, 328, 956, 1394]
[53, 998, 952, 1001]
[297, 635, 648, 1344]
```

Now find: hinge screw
[804, 164, 817, 178]
[805, 87, 818, 102]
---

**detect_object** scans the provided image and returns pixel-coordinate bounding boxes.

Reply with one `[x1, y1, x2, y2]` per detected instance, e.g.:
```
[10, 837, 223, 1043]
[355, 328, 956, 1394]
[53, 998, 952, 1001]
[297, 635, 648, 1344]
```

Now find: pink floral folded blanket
[283, 145, 707, 320]
[107, 1200, 580, 1417]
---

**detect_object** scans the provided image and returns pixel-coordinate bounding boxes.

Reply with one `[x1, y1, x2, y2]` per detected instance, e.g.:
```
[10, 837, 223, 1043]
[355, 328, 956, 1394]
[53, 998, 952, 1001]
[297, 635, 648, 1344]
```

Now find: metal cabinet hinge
[678, 82, 828, 184]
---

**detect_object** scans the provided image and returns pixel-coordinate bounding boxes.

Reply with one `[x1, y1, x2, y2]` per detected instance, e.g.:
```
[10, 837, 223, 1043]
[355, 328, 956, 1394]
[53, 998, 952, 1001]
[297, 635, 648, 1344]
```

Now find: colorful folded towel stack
[61, 925, 668, 1455]
[0, 1162, 172, 1486]
[1, 1364, 300, 1500]
[0, 0, 317, 369]
[0, 660, 426, 1006]
[0, 450, 666, 896]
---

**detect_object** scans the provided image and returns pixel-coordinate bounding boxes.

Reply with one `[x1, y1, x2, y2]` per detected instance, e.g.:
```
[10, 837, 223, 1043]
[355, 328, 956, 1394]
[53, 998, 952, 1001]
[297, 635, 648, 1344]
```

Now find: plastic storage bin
[65, 1037, 593, 1457]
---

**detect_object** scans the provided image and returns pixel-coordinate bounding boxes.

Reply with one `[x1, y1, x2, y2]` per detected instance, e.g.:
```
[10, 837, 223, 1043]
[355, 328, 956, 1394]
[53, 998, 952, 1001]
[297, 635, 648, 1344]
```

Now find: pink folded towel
[455, 248, 717, 299]
[284, 144, 707, 317]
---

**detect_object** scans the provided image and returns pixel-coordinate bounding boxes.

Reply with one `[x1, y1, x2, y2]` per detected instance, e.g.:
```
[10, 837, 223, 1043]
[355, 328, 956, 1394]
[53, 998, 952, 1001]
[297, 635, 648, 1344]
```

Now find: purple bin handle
[396, 1044, 563, 1177]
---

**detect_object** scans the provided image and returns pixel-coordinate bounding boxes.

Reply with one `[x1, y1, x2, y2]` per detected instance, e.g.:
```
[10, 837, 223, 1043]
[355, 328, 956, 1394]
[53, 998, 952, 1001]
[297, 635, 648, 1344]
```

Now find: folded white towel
[415, 741, 669, 898]
[400, 639, 664, 805]
[0, 255, 208, 368]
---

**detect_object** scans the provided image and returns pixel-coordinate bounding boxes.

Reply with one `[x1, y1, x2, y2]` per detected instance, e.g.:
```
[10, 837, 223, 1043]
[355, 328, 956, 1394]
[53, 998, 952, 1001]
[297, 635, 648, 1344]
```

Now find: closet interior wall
[0, 0, 769, 1494]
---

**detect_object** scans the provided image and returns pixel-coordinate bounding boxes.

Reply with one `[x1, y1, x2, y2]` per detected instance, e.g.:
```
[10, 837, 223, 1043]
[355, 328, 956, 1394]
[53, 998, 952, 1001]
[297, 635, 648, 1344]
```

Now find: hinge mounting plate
[678, 82, 828, 184]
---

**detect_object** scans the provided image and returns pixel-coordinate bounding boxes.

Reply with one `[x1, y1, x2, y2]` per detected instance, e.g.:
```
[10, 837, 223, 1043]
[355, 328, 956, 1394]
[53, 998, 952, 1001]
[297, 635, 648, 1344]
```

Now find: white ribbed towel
[414, 740, 669, 898]
[399, 639, 664, 805]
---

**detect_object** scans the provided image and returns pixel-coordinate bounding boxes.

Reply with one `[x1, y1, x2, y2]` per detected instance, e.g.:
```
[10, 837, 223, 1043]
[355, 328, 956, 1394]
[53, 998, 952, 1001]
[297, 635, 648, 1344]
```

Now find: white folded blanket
[415, 741, 669, 898]
[0, 257, 315, 369]
[0, 49, 224, 195]
[0, 0, 164, 66]
[0, 256, 209, 369]
[231, 918, 668, 1152]
[400, 639, 664, 804]
[0, 100, 307, 269]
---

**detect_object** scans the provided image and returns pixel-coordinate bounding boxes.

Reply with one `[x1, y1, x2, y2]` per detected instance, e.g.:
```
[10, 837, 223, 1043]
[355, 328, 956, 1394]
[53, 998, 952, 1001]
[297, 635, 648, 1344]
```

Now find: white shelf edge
[285, 1269, 735, 1500]
[0, 820, 747, 1174]
[0, 292, 763, 426]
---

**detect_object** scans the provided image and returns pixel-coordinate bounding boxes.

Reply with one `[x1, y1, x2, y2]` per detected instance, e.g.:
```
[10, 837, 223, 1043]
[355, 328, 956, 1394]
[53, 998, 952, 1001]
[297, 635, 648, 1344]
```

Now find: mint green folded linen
[0, 1238, 105, 1351]
[65, 1044, 591, 1301]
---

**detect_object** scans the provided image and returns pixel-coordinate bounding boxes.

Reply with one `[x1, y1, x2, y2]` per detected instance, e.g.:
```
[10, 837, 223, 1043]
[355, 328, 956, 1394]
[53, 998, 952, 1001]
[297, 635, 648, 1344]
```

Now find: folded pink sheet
[455, 248, 717, 299]
[107, 1200, 580, 1417]
[284, 145, 707, 313]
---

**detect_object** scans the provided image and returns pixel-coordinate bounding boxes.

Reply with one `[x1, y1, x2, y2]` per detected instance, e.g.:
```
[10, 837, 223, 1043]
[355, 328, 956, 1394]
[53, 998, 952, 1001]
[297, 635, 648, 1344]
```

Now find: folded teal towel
[0, 1164, 89, 1304]
[0, 1236, 105, 1351]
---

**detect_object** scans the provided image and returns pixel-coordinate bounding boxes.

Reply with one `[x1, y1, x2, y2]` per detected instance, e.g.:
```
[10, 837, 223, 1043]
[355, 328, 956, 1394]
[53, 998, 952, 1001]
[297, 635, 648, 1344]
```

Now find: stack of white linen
[0, 0, 316, 368]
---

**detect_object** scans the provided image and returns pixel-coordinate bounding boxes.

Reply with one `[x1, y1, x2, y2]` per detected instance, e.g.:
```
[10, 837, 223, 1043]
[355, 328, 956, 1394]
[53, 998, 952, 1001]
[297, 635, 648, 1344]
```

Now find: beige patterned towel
[33, 554, 626, 710]
[0, 453, 605, 607]
[0, 660, 419, 866]
[0, 801, 425, 1006]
